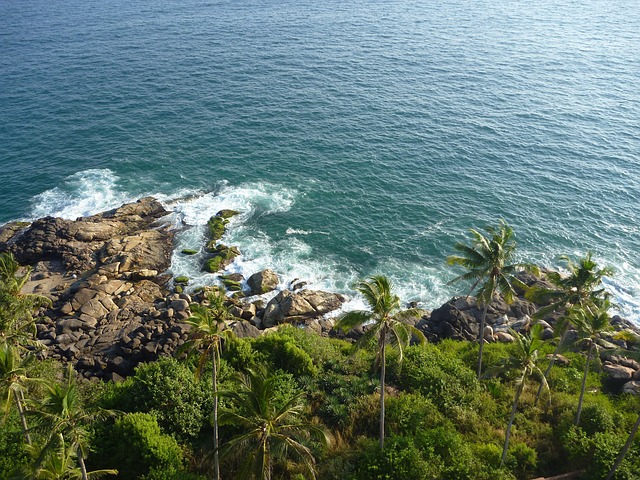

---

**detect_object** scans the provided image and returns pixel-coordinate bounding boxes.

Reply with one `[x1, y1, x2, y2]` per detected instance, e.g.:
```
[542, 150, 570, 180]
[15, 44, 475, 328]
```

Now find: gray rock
[79, 298, 109, 319]
[247, 269, 280, 296]
[230, 320, 261, 339]
[262, 290, 345, 328]
[58, 318, 84, 334]
[541, 327, 555, 340]
[170, 299, 190, 313]
[603, 363, 635, 381]
[495, 332, 515, 343]
[453, 296, 475, 311]
[240, 303, 257, 320]
[483, 325, 494, 340]
[622, 381, 640, 395]
[610, 356, 640, 371]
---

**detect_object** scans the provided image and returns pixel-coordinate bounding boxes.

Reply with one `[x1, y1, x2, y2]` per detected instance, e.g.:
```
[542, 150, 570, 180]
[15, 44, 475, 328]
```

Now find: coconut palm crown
[219, 367, 330, 480]
[0, 252, 51, 348]
[447, 221, 535, 378]
[0, 344, 36, 445]
[570, 302, 612, 426]
[32, 365, 115, 480]
[527, 252, 614, 319]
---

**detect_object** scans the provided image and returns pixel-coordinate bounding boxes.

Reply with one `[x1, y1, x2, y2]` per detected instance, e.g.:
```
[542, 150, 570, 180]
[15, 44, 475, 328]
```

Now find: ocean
[1, 0, 639, 322]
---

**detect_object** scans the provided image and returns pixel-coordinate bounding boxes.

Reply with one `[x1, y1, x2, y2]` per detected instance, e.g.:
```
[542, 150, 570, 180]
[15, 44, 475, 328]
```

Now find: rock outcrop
[247, 269, 279, 296]
[0, 198, 177, 380]
[2, 197, 173, 276]
[262, 290, 345, 328]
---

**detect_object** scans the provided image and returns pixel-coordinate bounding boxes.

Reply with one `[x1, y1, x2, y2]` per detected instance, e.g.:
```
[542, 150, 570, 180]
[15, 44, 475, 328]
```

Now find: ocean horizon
[1, 0, 639, 323]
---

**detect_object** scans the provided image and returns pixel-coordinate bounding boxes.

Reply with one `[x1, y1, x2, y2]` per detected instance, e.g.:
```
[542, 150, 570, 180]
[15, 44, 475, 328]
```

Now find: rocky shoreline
[1, 197, 639, 395]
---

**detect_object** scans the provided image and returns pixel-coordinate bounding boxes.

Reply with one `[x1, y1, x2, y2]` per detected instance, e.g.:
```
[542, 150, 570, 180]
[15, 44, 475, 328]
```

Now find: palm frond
[334, 310, 371, 332]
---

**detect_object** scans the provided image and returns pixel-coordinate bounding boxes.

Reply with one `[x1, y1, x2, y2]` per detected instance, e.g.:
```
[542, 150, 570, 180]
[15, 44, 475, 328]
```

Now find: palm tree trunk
[78, 453, 89, 480]
[263, 438, 271, 480]
[535, 332, 566, 405]
[605, 412, 640, 480]
[16, 390, 32, 446]
[575, 343, 594, 426]
[379, 332, 386, 450]
[212, 348, 220, 480]
[501, 382, 523, 466]
[477, 302, 490, 379]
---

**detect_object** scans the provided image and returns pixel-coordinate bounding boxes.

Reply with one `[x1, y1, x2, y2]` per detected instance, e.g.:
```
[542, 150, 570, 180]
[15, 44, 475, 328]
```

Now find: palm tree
[605, 409, 640, 480]
[335, 275, 425, 449]
[0, 344, 36, 445]
[219, 367, 330, 480]
[570, 302, 612, 426]
[0, 252, 51, 347]
[530, 253, 613, 404]
[447, 221, 534, 379]
[33, 365, 113, 480]
[487, 324, 548, 466]
[178, 290, 235, 480]
[11, 433, 117, 480]
[529, 252, 613, 317]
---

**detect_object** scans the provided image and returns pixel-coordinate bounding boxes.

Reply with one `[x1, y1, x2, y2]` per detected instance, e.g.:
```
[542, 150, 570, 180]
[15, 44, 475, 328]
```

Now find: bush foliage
[3, 325, 639, 479]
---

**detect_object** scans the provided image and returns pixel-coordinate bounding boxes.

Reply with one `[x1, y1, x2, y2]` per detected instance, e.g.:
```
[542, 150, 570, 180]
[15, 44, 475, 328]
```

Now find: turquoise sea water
[1, 0, 639, 321]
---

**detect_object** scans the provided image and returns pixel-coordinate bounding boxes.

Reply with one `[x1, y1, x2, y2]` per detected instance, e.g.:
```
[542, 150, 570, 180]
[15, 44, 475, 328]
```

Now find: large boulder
[3, 197, 173, 275]
[421, 299, 479, 342]
[603, 363, 635, 381]
[261, 290, 345, 328]
[247, 269, 280, 296]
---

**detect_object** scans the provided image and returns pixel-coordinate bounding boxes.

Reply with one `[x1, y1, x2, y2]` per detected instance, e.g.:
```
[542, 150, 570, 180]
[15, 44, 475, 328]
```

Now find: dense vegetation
[2, 222, 640, 480]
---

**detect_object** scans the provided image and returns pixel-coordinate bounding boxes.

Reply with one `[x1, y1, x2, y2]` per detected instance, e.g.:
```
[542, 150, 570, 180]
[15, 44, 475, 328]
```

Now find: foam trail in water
[29, 169, 132, 220]
[285, 228, 330, 236]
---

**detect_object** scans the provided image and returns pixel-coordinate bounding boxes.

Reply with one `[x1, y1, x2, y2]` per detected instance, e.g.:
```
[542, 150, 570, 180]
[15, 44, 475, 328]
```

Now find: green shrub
[579, 402, 615, 435]
[222, 336, 256, 371]
[313, 372, 376, 430]
[386, 393, 447, 436]
[98, 357, 213, 442]
[460, 341, 514, 376]
[397, 344, 480, 413]
[94, 413, 184, 479]
[470, 443, 517, 480]
[472, 442, 502, 469]
[547, 361, 583, 394]
[252, 330, 318, 377]
[181, 249, 198, 256]
[0, 414, 29, 478]
[257, 325, 355, 372]
[174, 276, 189, 284]
[503, 441, 537, 477]
[354, 436, 442, 480]
[143, 469, 206, 480]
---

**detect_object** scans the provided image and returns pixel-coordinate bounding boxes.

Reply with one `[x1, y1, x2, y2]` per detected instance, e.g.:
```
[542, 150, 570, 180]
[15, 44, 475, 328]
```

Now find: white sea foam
[29, 169, 132, 220]
[285, 228, 329, 236]
[167, 182, 309, 289]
